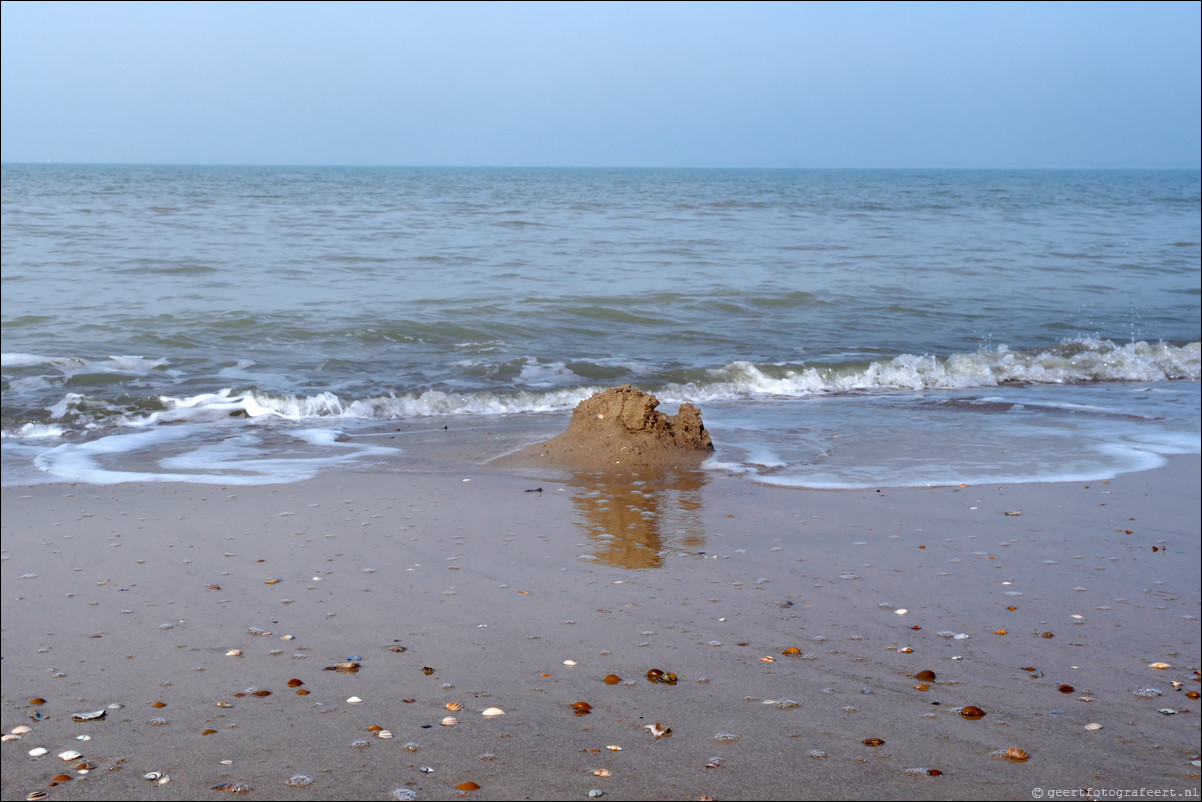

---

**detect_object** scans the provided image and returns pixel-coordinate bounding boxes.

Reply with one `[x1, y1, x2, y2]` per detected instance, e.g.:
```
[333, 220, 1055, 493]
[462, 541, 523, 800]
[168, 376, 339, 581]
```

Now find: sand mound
[504, 385, 713, 471]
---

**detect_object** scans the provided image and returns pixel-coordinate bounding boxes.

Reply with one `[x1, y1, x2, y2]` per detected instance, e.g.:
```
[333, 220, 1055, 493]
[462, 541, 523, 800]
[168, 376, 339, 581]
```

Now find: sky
[1, 0, 1199, 168]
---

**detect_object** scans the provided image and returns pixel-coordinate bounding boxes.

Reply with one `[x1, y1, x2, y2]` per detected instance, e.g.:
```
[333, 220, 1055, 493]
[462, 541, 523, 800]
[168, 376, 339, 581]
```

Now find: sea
[2, 165, 1198, 489]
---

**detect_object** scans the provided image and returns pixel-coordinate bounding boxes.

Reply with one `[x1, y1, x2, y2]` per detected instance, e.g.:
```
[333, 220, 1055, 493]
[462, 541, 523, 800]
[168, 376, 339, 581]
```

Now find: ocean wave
[2, 339, 1196, 439]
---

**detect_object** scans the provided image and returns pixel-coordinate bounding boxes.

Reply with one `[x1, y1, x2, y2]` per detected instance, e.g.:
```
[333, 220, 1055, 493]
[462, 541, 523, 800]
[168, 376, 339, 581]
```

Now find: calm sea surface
[2, 165, 1198, 487]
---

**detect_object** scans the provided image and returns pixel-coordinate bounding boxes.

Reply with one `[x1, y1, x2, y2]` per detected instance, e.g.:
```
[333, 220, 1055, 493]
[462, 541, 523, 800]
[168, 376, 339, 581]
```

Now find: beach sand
[2, 444, 1199, 801]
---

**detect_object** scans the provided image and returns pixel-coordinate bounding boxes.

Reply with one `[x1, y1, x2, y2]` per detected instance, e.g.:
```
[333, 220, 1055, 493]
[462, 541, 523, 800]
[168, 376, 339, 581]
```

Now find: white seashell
[606, 745, 622, 751]
[1149, 662, 1171, 670]
[590, 768, 612, 777]
[58, 750, 82, 761]
[28, 747, 49, 756]
[11, 726, 32, 735]
[563, 659, 577, 666]
[1, 734, 20, 742]
[346, 696, 363, 704]
[76, 735, 91, 741]
[481, 707, 505, 716]
[440, 716, 458, 726]
[1084, 722, 1103, 731]
[106, 703, 124, 709]
[225, 649, 242, 657]
[376, 729, 393, 739]
[895, 609, 909, 615]
[71, 710, 106, 722]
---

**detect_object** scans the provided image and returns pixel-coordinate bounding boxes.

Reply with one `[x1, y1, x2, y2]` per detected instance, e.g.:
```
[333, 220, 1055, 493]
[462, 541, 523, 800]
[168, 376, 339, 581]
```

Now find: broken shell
[445, 702, 463, 712]
[897, 647, 913, 653]
[644, 723, 672, 739]
[590, 769, 612, 777]
[603, 674, 622, 685]
[441, 716, 459, 726]
[1003, 747, 1030, 761]
[211, 782, 251, 793]
[481, 707, 505, 716]
[326, 662, 361, 673]
[904, 768, 943, 776]
[959, 705, 987, 720]
[863, 738, 885, 747]
[71, 710, 106, 722]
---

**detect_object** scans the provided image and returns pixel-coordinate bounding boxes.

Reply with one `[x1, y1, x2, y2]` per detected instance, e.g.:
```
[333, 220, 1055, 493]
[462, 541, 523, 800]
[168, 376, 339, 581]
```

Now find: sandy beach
[2, 443, 1199, 801]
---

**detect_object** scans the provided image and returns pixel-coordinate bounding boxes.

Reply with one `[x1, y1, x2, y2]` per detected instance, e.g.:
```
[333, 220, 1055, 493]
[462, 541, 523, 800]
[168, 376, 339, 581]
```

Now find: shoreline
[2, 455, 1199, 800]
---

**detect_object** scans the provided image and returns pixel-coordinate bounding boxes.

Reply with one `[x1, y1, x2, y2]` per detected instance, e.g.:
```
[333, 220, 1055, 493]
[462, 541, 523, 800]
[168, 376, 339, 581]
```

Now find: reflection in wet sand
[569, 469, 707, 569]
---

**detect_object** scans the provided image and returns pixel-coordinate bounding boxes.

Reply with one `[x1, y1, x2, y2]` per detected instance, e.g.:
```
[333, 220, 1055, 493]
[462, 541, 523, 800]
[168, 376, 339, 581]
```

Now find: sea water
[2, 165, 1198, 487]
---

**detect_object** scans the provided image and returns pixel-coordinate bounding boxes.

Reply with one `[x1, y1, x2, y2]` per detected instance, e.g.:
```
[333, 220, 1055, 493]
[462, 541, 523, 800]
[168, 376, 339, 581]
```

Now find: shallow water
[2, 165, 1198, 487]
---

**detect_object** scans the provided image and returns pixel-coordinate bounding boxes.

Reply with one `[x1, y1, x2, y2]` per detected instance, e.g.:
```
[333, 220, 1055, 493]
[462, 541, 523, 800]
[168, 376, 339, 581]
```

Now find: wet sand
[2, 455, 1199, 801]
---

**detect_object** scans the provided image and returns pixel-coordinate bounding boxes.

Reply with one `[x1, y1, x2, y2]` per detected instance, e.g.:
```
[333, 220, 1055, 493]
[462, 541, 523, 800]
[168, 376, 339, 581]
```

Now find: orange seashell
[760, 656, 775, 663]
[251, 690, 271, 697]
[29, 698, 46, 706]
[994, 630, 1007, 635]
[287, 679, 304, 687]
[540, 673, 553, 678]
[657, 672, 677, 685]
[1004, 747, 1030, 761]
[571, 701, 592, 711]
[152, 701, 167, 708]
[915, 670, 936, 681]
[455, 782, 481, 791]
[781, 647, 801, 656]
[863, 738, 885, 747]
[202, 728, 217, 735]
[603, 674, 622, 684]
[1186, 691, 1200, 700]
[914, 684, 930, 691]
[911, 625, 922, 630]
[959, 705, 986, 720]
[646, 669, 663, 680]
[367, 725, 383, 732]
[295, 689, 309, 696]
[50, 775, 72, 783]
[1058, 684, 1074, 694]
[1039, 632, 1054, 638]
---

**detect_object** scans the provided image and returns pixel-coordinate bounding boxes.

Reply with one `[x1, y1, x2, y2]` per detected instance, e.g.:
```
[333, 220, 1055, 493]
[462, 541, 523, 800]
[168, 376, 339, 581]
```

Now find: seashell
[11, 726, 32, 735]
[455, 782, 481, 791]
[441, 716, 458, 726]
[760, 655, 776, 663]
[58, 750, 82, 761]
[326, 662, 361, 673]
[603, 674, 622, 685]
[562, 660, 577, 666]
[588, 791, 605, 799]
[146, 717, 168, 726]
[393, 790, 418, 801]
[713, 732, 740, 743]
[1, 734, 20, 742]
[28, 747, 49, 756]
[572, 701, 593, 711]
[606, 745, 622, 751]
[481, 706, 505, 716]
[590, 769, 612, 777]
[151, 701, 166, 708]
[657, 672, 677, 685]
[772, 699, 800, 710]
[225, 649, 243, 657]
[422, 666, 436, 675]
[809, 750, 828, 759]
[29, 698, 46, 706]
[346, 696, 363, 704]
[897, 647, 913, 653]
[914, 684, 931, 691]
[1003, 747, 1030, 761]
[1038, 631, 1054, 638]
[644, 723, 671, 739]
[782, 647, 801, 656]
[50, 774, 72, 783]
[212, 782, 252, 793]
[1058, 684, 1074, 693]
[904, 767, 943, 776]
[284, 775, 314, 788]
[216, 701, 234, 708]
[71, 709, 106, 721]
[863, 738, 885, 747]
[1186, 691, 1200, 700]
[994, 629, 1007, 635]
[265, 578, 280, 584]
[286, 679, 304, 687]
[915, 670, 936, 681]
[202, 728, 217, 735]
[1149, 662, 1172, 670]
[296, 689, 309, 695]
[445, 702, 463, 711]
[27, 793, 49, 801]
[74, 759, 96, 770]
[646, 669, 663, 680]
[1084, 722, 1102, 731]
[1133, 687, 1164, 698]
[959, 705, 986, 720]
[376, 730, 393, 739]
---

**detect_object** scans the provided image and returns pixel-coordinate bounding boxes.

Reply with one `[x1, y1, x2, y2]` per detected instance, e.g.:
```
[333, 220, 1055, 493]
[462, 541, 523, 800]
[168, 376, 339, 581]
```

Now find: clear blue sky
[2, 0, 1199, 168]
